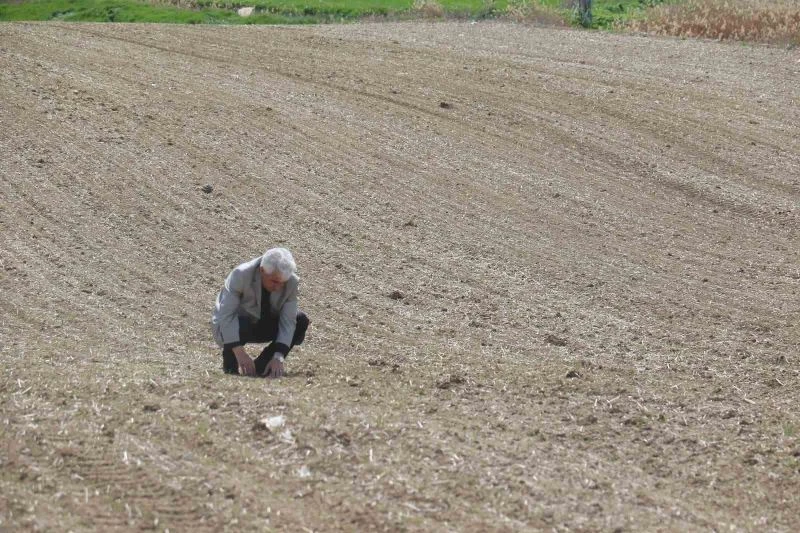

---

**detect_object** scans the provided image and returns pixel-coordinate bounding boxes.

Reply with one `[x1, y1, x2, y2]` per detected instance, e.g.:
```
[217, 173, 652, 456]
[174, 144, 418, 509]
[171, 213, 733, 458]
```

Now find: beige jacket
[211, 256, 299, 348]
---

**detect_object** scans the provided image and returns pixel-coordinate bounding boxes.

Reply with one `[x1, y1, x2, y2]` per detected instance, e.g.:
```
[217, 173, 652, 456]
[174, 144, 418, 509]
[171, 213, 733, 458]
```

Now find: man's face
[260, 268, 287, 292]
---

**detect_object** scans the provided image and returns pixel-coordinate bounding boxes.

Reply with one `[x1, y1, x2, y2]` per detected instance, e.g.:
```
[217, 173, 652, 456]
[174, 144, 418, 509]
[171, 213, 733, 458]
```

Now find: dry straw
[505, 0, 567, 25]
[412, 0, 446, 18]
[624, 0, 800, 45]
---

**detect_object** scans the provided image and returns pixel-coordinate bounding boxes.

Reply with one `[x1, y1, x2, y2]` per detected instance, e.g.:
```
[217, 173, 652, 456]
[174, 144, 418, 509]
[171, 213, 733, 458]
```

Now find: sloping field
[1, 21, 799, 531]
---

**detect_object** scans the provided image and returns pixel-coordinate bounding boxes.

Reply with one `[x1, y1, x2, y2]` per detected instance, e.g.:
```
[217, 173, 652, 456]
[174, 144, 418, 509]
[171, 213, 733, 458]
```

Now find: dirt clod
[545, 334, 568, 347]
[57, 446, 79, 457]
[436, 373, 466, 389]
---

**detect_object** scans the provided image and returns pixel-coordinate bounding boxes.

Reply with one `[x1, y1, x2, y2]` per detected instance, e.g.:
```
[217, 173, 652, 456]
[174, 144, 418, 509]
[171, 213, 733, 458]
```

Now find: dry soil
[1, 21, 799, 532]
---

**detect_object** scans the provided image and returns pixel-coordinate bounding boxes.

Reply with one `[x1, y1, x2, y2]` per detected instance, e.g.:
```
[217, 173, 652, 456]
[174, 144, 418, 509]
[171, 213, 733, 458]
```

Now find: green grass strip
[0, 0, 318, 23]
[0, 0, 668, 27]
[0, 0, 507, 23]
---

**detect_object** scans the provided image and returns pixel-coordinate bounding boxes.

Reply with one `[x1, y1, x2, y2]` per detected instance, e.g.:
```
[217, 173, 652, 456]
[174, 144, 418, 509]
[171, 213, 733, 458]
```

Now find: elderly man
[211, 247, 309, 378]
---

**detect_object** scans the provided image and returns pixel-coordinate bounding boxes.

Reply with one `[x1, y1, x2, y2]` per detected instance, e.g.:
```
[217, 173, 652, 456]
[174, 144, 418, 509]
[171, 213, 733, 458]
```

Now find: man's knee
[222, 347, 239, 374]
[294, 311, 310, 344]
[297, 311, 310, 331]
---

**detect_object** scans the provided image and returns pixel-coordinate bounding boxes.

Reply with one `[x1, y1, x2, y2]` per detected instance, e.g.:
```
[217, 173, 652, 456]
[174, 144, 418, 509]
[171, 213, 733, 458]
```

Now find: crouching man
[211, 247, 310, 378]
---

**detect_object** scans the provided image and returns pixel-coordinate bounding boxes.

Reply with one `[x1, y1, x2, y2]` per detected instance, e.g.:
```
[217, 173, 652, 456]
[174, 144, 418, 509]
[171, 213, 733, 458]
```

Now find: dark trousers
[222, 311, 309, 375]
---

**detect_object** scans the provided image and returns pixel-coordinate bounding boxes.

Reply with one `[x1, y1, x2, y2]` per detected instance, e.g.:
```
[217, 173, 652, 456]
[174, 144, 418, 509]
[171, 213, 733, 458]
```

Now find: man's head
[260, 247, 296, 292]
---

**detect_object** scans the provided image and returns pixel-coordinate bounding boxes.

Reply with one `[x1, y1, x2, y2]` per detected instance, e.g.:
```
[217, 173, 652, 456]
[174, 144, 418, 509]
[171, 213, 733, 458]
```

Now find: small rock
[566, 370, 580, 379]
[389, 290, 404, 300]
[201, 184, 214, 194]
[279, 429, 294, 444]
[143, 404, 160, 412]
[262, 415, 285, 430]
[439, 101, 452, 109]
[237, 6, 255, 16]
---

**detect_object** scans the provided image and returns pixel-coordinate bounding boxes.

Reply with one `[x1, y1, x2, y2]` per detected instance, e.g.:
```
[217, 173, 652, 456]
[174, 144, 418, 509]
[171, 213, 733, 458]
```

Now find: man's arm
[214, 269, 245, 346]
[214, 269, 256, 376]
[263, 286, 298, 379]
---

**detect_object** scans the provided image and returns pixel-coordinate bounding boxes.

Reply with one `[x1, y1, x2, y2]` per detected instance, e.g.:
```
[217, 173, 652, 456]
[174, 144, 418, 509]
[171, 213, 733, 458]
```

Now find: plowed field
[1, 21, 799, 531]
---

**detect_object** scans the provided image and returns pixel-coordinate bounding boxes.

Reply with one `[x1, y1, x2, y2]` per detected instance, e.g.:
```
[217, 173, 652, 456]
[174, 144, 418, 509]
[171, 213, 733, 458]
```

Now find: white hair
[260, 247, 296, 281]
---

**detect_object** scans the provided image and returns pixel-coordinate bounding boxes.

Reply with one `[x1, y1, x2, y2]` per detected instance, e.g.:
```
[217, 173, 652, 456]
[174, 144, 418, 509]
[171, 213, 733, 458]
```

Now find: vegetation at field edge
[0, 0, 484, 24]
[622, 0, 800, 46]
[0, 0, 665, 27]
[0, 0, 335, 23]
[2, 0, 797, 45]
[527, 0, 669, 28]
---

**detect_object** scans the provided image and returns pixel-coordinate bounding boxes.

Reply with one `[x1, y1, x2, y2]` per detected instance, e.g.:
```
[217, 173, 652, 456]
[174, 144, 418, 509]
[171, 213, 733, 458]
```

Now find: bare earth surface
[1, 21, 799, 532]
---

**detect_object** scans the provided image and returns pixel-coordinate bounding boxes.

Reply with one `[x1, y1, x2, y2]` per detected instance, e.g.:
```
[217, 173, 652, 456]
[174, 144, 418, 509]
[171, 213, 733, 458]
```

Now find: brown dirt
[1, 21, 799, 532]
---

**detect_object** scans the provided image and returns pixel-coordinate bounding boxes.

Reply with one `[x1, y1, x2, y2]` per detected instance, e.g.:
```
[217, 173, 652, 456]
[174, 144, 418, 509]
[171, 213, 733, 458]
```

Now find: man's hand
[263, 356, 285, 379]
[232, 346, 256, 377]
